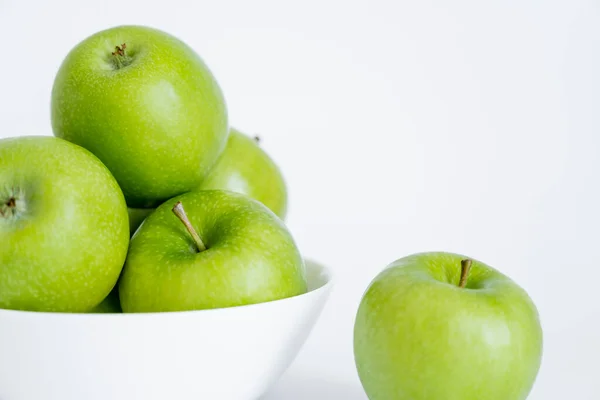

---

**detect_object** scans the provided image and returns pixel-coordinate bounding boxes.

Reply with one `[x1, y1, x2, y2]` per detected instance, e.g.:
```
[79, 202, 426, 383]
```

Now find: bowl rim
[0, 258, 334, 319]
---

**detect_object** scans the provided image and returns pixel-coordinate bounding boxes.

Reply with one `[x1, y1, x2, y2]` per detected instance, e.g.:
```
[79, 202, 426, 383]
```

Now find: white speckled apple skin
[119, 190, 307, 312]
[51, 25, 229, 208]
[0, 136, 130, 312]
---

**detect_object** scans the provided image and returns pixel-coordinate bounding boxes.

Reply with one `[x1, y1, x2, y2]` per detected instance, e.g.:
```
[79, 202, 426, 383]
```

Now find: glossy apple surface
[119, 190, 307, 312]
[0, 136, 129, 312]
[51, 25, 229, 208]
[354, 252, 543, 400]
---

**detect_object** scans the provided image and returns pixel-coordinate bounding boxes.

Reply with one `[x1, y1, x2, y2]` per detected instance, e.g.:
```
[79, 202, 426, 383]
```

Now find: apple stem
[172, 201, 207, 252]
[111, 43, 133, 69]
[253, 135, 261, 144]
[0, 196, 18, 218]
[459, 259, 473, 288]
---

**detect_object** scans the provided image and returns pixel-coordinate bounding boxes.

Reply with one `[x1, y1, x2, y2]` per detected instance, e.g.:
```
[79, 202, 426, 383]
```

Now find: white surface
[0, 262, 331, 400]
[0, 1, 598, 399]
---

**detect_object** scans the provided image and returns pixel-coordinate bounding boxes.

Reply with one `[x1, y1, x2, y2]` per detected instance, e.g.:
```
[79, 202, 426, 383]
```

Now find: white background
[1, 0, 598, 398]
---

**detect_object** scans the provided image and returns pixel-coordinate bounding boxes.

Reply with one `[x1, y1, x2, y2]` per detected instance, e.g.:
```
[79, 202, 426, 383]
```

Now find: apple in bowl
[119, 189, 307, 312]
[0, 23, 334, 400]
[0, 140, 332, 399]
[51, 25, 229, 209]
[0, 136, 129, 312]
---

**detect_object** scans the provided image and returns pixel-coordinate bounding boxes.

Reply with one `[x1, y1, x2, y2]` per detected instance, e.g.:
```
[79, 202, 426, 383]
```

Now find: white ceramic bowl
[0, 259, 332, 400]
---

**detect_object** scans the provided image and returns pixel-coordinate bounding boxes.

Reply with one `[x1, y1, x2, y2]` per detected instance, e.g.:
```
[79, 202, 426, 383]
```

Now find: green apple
[127, 207, 153, 236]
[119, 190, 307, 312]
[199, 128, 288, 219]
[354, 252, 543, 400]
[0, 136, 129, 312]
[51, 25, 229, 208]
[88, 287, 122, 313]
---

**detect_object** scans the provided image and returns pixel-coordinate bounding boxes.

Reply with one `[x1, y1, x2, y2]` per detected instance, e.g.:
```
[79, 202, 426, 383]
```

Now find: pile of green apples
[0, 25, 306, 314]
[0, 24, 544, 400]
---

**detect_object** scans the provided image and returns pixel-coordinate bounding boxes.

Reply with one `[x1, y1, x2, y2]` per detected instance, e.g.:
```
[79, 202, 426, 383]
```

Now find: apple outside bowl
[0, 259, 333, 400]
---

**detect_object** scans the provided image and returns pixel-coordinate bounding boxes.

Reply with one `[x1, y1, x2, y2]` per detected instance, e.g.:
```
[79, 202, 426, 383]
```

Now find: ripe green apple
[0, 136, 129, 312]
[354, 252, 543, 400]
[199, 128, 288, 219]
[51, 25, 229, 208]
[119, 190, 307, 312]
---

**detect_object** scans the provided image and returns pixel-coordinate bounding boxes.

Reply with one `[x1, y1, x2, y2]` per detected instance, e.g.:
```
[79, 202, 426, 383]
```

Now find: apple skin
[199, 128, 288, 219]
[126, 128, 289, 235]
[0, 136, 129, 312]
[119, 190, 307, 312]
[354, 252, 543, 400]
[51, 25, 229, 208]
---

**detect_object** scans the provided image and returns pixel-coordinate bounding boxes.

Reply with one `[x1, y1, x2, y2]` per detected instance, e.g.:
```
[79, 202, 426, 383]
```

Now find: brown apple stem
[0, 196, 17, 217]
[459, 259, 473, 288]
[110, 43, 133, 69]
[172, 201, 206, 252]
